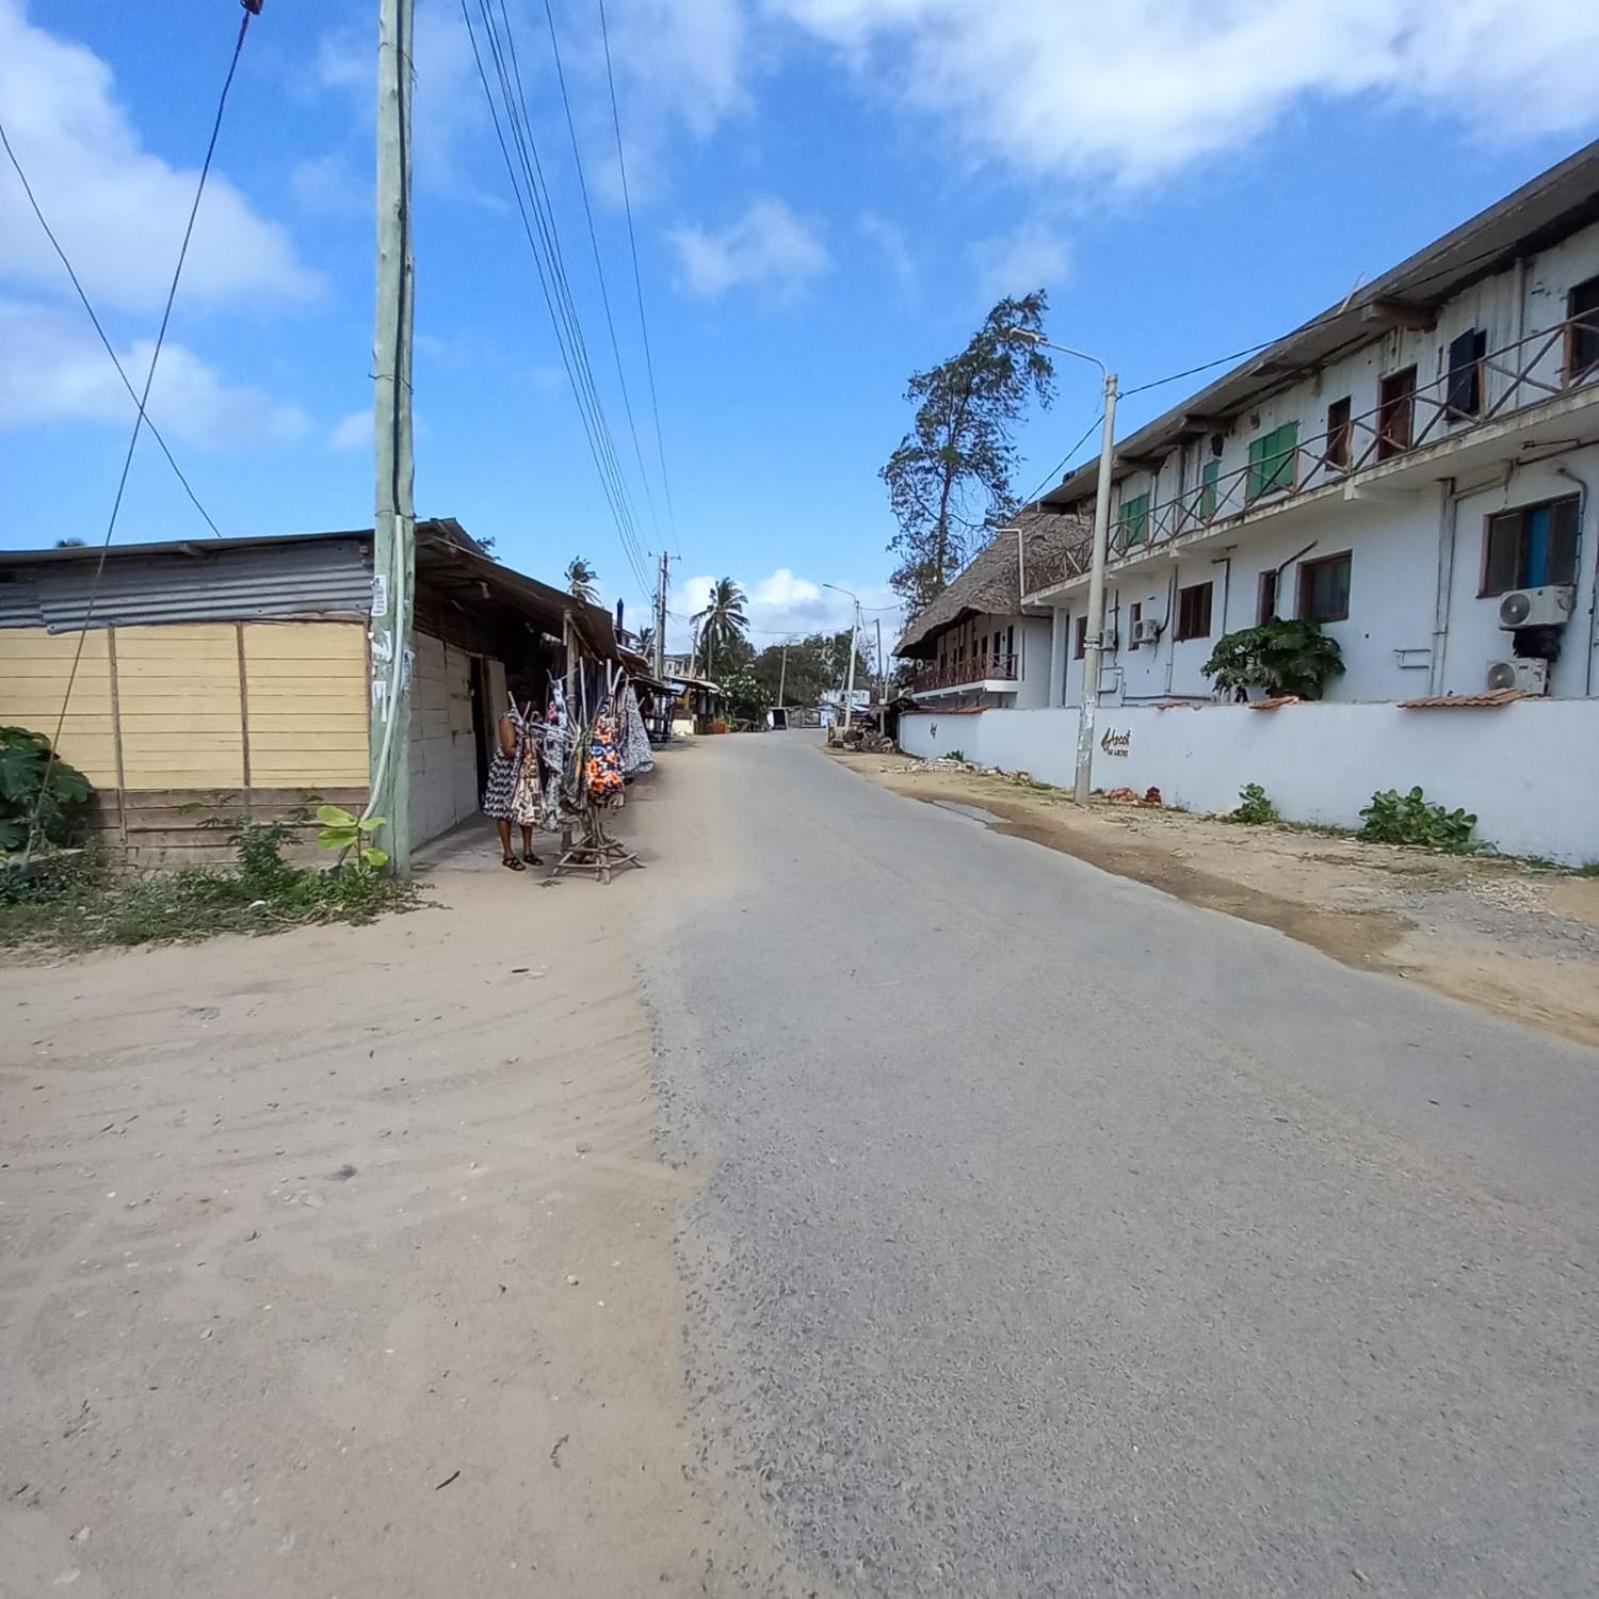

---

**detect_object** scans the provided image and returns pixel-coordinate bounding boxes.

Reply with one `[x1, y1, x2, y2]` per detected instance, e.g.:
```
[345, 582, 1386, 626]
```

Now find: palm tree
[692, 577, 748, 678]
[635, 624, 656, 661]
[566, 556, 599, 605]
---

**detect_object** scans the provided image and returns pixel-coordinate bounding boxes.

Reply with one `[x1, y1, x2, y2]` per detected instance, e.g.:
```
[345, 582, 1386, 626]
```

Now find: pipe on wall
[1429, 478, 1458, 696]
[1554, 463, 1595, 695]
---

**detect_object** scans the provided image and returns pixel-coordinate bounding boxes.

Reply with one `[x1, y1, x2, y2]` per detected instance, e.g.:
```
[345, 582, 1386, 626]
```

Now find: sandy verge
[0, 776, 791, 1598]
[830, 749, 1599, 1051]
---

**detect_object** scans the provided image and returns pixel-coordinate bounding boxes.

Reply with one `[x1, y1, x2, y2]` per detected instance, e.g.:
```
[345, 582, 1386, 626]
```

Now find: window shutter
[1483, 511, 1521, 596]
[1446, 329, 1485, 417]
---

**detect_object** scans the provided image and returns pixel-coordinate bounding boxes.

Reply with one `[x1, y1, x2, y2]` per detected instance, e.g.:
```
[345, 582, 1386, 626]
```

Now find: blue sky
[2, 0, 1596, 652]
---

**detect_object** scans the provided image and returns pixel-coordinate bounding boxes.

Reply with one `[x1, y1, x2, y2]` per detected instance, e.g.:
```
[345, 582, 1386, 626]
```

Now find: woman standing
[483, 686, 543, 869]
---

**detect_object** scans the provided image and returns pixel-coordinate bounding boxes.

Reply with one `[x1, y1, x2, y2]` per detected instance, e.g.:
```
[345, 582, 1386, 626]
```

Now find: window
[1446, 328, 1486, 419]
[1117, 491, 1151, 549]
[1199, 459, 1220, 520]
[1247, 421, 1298, 501]
[1567, 276, 1599, 383]
[1325, 396, 1352, 471]
[1297, 552, 1352, 622]
[1129, 601, 1143, 649]
[1481, 496, 1580, 595]
[1073, 615, 1087, 658]
[1176, 581, 1213, 641]
[1377, 366, 1416, 459]
[1256, 568, 1279, 624]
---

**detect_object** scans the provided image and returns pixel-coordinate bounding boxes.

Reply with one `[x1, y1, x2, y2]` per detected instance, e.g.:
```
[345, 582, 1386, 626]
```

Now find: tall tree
[881, 291, 1054, 618]
[749, 631, 870, 707]
[566, 556, 599, 605]
[692, 577, 750, 678]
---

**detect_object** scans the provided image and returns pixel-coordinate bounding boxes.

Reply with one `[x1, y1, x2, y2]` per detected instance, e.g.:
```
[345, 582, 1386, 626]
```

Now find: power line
[1020, 411, 1104, 505]
[597, 0, 676, 551]
[540, 0, 661, 547]
[461, 0, 652, 599]
[0, 115, 223, 539]
[25, 2, 257, 860]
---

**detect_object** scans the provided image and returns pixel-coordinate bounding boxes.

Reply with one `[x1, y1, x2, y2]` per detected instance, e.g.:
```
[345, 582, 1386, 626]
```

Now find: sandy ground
[829, 748, 1599, 1050]
[0, 760, 810, 1599]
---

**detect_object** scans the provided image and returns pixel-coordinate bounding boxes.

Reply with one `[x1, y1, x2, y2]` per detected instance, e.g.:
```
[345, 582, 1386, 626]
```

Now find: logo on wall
[1100, 728, 1131, 757]
[930, 722, 938, 739]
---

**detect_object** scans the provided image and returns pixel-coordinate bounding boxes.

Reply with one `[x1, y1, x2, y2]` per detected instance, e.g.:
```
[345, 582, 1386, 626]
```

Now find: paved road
[641, 734, 1599, 1598]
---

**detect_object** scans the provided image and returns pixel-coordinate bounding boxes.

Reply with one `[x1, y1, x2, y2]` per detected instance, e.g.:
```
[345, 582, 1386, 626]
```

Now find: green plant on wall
[315, 805, 390, 871]
[1358, 787, 1477, 852]
[1224, 782, 1278, 824]
[0, 726, 92, 853]
[1202, 619, 1345, 701]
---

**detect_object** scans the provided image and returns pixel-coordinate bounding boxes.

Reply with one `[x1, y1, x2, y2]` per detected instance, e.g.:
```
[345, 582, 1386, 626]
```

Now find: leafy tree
[635, 624, 656, 662]
[55, 537, 87, 548]
[566, 556, 599, 605]
[692, 577, 749, 678]
[717, 668, 770, 728]
[749, 631, 869, 706]
[881, 291, 1055, 617]
[0, 726, 92, 853]
[1202, 619, 1345, 701]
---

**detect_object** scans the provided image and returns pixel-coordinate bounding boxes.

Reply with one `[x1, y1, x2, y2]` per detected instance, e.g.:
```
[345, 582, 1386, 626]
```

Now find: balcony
[1026, 311, 1599, 598]
[911, 652, 1019, 698]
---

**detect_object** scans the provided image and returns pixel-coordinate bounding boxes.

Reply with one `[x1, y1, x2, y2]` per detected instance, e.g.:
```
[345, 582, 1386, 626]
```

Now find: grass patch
[0, 823, 417, 955]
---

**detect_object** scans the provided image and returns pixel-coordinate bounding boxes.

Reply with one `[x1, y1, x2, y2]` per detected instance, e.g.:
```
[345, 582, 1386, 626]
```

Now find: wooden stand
[544, 804, 642, 886]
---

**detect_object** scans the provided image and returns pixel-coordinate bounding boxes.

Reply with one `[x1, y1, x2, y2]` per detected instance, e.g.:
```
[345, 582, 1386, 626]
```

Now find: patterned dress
[483, 707, 542, 826]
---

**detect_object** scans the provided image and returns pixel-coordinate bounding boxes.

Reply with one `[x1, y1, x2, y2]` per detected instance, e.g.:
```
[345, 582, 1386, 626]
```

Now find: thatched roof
[894, 509, 1091, 658]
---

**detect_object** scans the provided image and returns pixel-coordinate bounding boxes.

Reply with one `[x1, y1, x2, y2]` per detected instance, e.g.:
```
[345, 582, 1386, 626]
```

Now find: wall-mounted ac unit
[1498, 585, 1575, 629]
[1131, 617, 1161, 646]
[1486, 658, 1549, 695]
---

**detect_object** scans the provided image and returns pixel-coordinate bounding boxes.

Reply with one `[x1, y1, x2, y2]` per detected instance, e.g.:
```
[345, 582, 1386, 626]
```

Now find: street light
[822, 581, 861, 737]
[1011, 328, 1119, 806]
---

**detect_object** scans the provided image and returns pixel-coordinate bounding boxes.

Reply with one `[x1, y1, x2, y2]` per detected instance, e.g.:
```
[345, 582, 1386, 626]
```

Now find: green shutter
[1200, 459, 1219, 519]
[1247, 422, 1298, 501]
[1118, 492, 1150, 548]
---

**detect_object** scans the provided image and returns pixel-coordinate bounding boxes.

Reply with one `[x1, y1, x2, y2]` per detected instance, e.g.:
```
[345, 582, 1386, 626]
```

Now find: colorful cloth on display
[586, 697, 625, 804]
[482, 706, 542, 825]
[543, 681, 577, 823]
[619, 683, 654, 776]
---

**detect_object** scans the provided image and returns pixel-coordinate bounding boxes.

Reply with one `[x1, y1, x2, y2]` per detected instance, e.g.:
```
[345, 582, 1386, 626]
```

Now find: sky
[2, 0, 1597, 656]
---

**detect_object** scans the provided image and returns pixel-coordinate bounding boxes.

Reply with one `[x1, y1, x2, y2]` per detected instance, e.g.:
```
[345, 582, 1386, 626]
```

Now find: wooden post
[369, 0, 416, 873]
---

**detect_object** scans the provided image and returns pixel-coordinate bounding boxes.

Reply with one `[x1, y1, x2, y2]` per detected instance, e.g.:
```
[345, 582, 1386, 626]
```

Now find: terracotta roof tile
[1397, 689, 1525, 709]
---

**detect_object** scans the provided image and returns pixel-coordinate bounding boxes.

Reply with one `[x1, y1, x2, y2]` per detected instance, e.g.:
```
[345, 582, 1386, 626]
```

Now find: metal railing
[912, 652, 1018, 692]
[1037, 311, 1599, 587]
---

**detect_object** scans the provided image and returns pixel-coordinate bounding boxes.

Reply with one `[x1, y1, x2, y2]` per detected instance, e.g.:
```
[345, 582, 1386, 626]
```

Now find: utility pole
[1075, 374, 1118, 805]
[776, 640, 788, 707]
[369, 0, 416, 873]
[842, 600, 860, 734]
[654, 551, 668, 679]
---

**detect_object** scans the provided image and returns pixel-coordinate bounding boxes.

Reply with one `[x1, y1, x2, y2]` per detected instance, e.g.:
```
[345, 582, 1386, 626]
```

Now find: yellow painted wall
[243, 621, 369, 787]
[0, 620, 369, 794]
[0, 628, 118, 785]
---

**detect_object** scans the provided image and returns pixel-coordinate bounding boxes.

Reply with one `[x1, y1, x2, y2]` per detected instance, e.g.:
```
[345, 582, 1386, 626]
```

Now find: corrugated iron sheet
[0, 538, 372, 631]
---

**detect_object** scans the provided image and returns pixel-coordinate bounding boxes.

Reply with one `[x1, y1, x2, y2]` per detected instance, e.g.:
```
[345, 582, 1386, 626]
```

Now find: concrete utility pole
[842, 600, 860, 732]
[875, 617, 886, 704]
[776, 640, 788, 707]
[1075, 374, 1118, 805]
[368, 0, 416, 873]
[654, 551, 668, 679]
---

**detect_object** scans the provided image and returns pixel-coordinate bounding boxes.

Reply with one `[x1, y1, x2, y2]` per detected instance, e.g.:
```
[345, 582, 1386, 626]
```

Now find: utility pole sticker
[371, 574, 389, 619]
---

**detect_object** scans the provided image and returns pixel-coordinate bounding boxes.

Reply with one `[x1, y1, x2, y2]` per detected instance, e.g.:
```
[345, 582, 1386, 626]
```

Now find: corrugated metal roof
[0, 537, 372, 631]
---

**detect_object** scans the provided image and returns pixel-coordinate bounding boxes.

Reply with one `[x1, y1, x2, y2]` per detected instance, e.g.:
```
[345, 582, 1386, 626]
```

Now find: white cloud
[0, 302, 310, 447]
[328, 410, 369, 452]
[669, 199, 828, 302]
[767, 0, 1599, 185]
[969, 222, 1070, 304]
[670, 568, 900, 652]
[860, 212, 918, 303]
[291, 150, 369, 218]
[0, 0, 320, 311]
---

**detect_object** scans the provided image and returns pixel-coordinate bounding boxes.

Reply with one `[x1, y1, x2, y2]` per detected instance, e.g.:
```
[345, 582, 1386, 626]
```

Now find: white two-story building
[900, 143, 1599, 862]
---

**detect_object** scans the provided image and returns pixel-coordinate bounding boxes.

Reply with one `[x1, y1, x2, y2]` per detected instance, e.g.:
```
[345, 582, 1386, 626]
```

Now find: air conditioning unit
[1498, 585, 1575, 629]
[1486, 658, 1549, 695]
[1131, 617, 1161, 646]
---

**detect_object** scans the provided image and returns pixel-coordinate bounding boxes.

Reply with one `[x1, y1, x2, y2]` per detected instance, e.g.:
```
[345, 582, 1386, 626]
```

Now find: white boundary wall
[900, 702, 1599, 864]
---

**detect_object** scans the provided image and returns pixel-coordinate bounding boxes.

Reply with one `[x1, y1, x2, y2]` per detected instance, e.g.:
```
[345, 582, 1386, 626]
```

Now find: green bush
[944, 748, 966, 763]
[1224, 782, 1278, 825]
[1202, 619, 1345, 701]
[1358, 786, 1477, 852]
[0, 726, 92, 853]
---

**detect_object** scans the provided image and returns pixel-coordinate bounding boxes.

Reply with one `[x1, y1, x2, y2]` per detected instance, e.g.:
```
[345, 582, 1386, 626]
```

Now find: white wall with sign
[899, 701, 1599, 864]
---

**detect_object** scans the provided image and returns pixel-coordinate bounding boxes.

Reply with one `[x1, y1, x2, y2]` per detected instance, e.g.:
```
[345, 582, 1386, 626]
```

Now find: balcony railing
[913, 652, 1018, 693]
[1033, 311, 1599, 588]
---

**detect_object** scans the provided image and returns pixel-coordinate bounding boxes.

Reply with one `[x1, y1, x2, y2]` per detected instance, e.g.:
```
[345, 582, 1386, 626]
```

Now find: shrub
[1202, 619, 1345, 701]
[944, 748, 965, 763]
[0, 726, 92, 853]
[1358, 786, 1477, 852]
[1225, 782, 1278, 825]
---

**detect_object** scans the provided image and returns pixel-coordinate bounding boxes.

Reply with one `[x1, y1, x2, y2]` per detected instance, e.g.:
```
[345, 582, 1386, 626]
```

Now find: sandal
[501, 856, 526, 871]
[522, 852, 543, 866]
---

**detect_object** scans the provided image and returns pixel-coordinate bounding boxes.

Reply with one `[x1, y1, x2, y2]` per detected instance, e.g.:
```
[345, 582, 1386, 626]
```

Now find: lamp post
[823, 582, 861, 737]
[1012, 331, 1118, 806]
